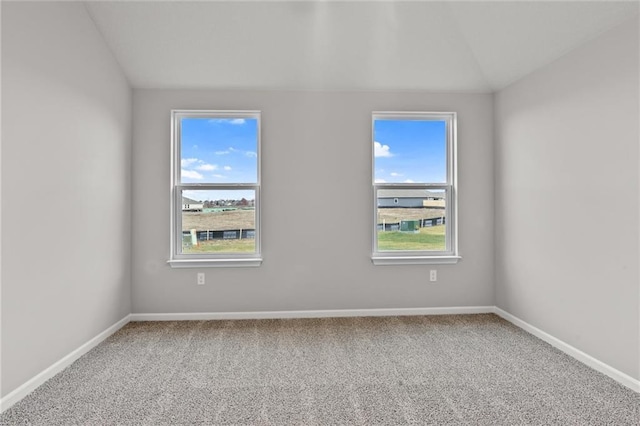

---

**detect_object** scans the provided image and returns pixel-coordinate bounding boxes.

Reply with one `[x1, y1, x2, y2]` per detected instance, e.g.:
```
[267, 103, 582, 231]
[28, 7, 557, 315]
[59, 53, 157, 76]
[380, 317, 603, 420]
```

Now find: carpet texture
[1, 314, 638, 425]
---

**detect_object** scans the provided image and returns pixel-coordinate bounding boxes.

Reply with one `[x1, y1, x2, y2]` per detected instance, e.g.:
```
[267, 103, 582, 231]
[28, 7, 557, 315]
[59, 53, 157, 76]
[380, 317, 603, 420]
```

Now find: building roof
[182, 197, 202, 204]
[378, 189, 445, 199]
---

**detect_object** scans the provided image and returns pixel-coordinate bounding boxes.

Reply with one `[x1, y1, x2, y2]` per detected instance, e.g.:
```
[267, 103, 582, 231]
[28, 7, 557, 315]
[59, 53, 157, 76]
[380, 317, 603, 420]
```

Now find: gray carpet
[1, 314, 638, 425]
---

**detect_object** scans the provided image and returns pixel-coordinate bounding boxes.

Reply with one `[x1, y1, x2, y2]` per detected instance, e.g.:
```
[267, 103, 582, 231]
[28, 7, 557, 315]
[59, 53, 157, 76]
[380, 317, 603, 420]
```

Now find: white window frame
[167, 110, 262, 268]
[371, 111, 460, 265]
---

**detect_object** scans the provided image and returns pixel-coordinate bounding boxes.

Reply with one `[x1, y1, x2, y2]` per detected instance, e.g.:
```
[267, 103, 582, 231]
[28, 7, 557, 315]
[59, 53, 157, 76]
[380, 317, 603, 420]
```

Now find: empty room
[1, 0, 639, 424]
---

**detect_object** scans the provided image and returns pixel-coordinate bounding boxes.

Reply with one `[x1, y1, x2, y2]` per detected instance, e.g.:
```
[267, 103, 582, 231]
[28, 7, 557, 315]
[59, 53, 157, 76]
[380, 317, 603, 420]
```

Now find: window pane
[373, 119, 446, 184]
[376, 189, 446, 252]
[180, 117, 258, 184]
[181, 189, 256, 254]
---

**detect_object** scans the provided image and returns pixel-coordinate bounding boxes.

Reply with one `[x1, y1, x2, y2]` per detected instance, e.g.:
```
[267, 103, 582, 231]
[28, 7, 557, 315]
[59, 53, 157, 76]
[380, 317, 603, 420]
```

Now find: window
[372, 112, 459, 265]
[168, 111, 261, 268]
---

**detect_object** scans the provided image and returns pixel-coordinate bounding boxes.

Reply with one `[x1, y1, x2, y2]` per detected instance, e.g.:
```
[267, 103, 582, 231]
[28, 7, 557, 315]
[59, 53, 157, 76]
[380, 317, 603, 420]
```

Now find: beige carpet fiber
[1, 314, 638, 425]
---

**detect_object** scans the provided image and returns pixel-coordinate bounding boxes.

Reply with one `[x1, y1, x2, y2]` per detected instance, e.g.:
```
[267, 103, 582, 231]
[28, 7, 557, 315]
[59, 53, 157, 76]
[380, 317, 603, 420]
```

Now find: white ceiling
[85, 0, 639, 92]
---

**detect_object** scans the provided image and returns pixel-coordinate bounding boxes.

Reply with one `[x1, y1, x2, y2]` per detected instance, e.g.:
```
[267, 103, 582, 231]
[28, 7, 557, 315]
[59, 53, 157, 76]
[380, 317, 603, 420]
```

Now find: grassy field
[183, 207, 443, 232]
[182, 208, 445, 253]
[377, 207, 444, 224]
[377, 225, 445, 251]
[182, 209, 256, 253]
[183, 238, 255, 254]
[182, 209, 255, 231]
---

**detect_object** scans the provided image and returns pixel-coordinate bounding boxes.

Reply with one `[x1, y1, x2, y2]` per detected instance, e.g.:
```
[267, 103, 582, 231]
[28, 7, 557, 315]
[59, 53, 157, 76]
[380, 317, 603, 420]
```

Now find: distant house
[378, 189, 444, 208]
[182, 196, 203, 212]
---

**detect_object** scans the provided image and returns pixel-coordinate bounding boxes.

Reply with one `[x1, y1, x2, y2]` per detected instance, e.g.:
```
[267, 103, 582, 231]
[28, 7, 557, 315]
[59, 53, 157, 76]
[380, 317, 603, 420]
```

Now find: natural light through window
[169, 111, 261, 268]
[372, 112, 459, 265]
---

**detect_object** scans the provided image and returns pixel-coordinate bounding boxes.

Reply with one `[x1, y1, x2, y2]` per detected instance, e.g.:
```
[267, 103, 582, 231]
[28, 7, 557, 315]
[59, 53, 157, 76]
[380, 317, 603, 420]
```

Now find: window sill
[167, 258, 263, 268]
[371, 255, 461, 266]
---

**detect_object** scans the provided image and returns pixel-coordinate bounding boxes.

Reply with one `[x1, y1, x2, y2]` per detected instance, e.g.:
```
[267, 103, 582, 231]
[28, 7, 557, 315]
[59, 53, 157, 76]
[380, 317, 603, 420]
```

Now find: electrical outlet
[430, 270, 437, 282]
[197, 272, 205, 285]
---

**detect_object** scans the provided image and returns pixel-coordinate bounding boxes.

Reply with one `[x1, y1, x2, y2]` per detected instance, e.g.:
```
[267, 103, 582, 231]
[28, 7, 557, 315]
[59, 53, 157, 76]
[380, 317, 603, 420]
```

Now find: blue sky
[181, 117, 258, 201]
[374, 119, 446, 183]
[180, 117, 446, 201]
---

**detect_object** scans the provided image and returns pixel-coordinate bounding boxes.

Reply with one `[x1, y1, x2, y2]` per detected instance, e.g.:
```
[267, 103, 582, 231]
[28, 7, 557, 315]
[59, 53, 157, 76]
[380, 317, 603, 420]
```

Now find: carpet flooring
[1, 314, 638, 425]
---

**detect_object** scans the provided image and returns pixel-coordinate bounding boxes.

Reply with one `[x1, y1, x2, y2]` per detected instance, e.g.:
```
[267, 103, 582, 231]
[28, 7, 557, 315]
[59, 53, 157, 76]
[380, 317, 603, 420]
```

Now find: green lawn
[183, 238, 255, 253]
[377, 225, 445, 251]
[182, 224, 445, 254]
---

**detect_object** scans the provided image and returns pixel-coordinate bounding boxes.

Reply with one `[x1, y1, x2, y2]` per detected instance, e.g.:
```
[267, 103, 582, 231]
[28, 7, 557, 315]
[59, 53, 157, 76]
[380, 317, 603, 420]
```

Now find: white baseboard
[0, 314, 131, 413]
[493, 307, 640, 393]
[129, 306, 495, 321]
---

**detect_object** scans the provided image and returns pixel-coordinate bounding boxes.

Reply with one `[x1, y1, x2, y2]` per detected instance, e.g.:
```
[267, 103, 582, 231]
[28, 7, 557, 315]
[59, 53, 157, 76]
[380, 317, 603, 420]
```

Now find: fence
[377, 216, 445, 231]
[183, 217, 443, 241]
[183, 229, 255, 241]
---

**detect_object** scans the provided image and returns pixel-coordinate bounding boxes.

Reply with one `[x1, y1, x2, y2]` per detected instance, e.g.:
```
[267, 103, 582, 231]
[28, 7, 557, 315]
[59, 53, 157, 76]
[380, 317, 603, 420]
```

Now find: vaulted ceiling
[85, 1, 639, 92]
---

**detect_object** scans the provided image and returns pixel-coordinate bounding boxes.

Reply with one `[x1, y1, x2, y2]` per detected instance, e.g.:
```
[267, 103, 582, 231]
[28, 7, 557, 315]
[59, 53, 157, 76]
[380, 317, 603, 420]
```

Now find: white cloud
[182, 158, 217, 172]
[215, 147, 237, 155]
[214, 147, 256, 157]
[212, 174, 226, 178]
[390, 172, 402, 177]
[223, 166, 232, 171]
[404, 179, 415, 183]
[181, 169, 204, 180]
[375, 178, 387, 183]
[196, 164, 217, 171]
[208, 118, 246, 125]
[181, 158, 199, 167]
[374, 141, 393, 157]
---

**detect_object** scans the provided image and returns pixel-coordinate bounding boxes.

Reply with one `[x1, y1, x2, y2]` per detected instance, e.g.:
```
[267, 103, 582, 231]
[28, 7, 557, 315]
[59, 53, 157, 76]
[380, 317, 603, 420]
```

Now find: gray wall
[1, 2, 132, 397]
[494, 18, 639, 380]
[132, 90, 494, 313]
